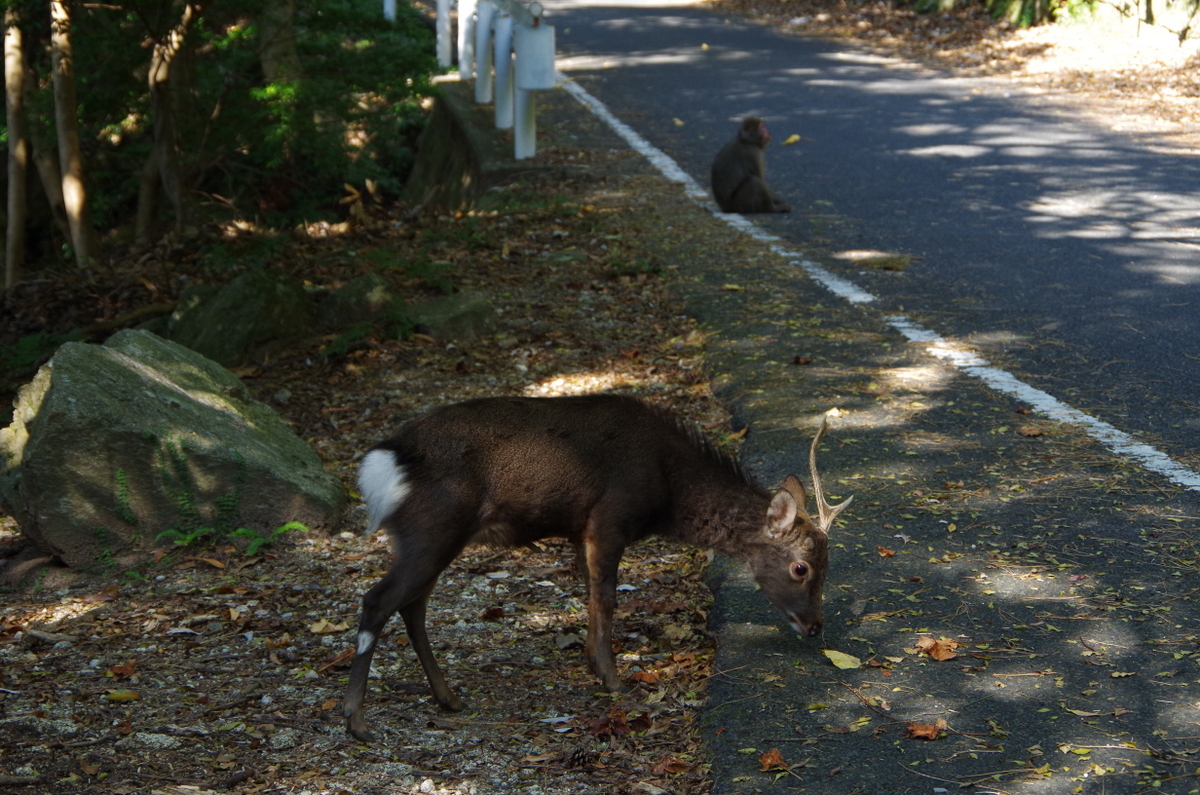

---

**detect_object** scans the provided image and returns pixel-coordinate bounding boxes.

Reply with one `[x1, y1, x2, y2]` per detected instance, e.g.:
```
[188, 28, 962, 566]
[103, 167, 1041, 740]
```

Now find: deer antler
[808, 417, 853, 533]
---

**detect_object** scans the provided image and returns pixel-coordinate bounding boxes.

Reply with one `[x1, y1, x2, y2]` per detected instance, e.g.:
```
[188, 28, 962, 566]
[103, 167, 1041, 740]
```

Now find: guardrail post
[512, 12, 555, 160]
[474, 0, 496, 104]
[458, 0, 477, 80]
[436, 0, 452, 67]
[493, 12, 515, 129]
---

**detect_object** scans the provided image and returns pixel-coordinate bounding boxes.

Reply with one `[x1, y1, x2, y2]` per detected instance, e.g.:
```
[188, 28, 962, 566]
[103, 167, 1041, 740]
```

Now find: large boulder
[317, 273, 404, 329]
[167, 270, 314, 366]
[0, 330, 345, 569]
[407, 293, 497, 341]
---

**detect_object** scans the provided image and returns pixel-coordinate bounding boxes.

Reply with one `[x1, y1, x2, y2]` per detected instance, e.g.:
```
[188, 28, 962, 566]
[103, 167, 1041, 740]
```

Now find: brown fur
[711, 117, 791, 214]
[342, 395, 844, 742]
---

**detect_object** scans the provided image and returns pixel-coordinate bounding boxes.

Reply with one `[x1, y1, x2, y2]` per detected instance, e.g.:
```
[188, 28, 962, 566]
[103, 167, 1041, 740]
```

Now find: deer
[342, 394, 851, 742]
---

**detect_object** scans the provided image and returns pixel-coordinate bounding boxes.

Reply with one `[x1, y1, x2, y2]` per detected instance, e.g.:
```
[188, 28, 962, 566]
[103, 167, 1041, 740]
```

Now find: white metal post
[383, 0, 396, 20]
[493, 13, 514, 129]
[514, 88, 536, 160]
[436, 0, 452, 67]
[458, 0, 477, 80]
[512, 17, 555, 160]
[474, 0, 495, 104]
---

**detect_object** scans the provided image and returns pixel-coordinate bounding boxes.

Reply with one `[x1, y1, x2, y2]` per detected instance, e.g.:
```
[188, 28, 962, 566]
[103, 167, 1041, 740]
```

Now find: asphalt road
[528, 4, 1200, 793]
[545, 0, 1200, 477]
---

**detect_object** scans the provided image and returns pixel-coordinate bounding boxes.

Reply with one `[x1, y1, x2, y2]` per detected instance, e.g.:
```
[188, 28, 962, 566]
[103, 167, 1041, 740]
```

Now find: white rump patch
[357, 449, 412, 534]
[357, 630, 376, 655]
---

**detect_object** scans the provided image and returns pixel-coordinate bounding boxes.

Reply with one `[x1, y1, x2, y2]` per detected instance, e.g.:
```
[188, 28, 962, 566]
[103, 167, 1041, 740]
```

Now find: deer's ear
[766, 489, 797, 538]
[779, 474, 815, 526]
[779, 474, 807, 507]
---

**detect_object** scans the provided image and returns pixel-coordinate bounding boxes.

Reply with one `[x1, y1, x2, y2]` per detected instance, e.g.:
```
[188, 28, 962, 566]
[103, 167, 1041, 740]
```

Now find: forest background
[2, 0, 1199, 385]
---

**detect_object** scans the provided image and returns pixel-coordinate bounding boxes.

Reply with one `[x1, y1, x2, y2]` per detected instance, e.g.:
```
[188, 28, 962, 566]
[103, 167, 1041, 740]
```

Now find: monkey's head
[740, 117, 770, 148]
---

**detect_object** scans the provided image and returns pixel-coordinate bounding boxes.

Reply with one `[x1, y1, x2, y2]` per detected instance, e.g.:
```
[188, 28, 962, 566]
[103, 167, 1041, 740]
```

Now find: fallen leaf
[1063, 706, 1102, 717]
[587, 712, 630, 737]
[521, 752, 558, 763]
[103, 689, 141, 702]
[672, 118, 685, 126]
[759, 748, 788, 772]
[876, 546, 896, 558]
[904, 721, 944, 740]
[108, 659, 138, 679]
[823, 649, 861, 669]
[318, 647, 354, 672]
[81, 587, 120, 603]
[791, 356, 813, 365]
[653, 756, 690, 775]
[915, 635, 960, 661]
[309, 618, 348, 635]
[782, 134, 801, 145]
[1017, 425, 1045, 437]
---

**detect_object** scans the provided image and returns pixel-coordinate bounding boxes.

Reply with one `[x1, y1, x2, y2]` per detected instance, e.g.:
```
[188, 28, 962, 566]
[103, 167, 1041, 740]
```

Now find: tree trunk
[258, 0, 301, 83]
[136, 1, 197, 245]
[30, 133, 72, 247]
[4, 5, 28, 288]
[49, 0, 96, 270]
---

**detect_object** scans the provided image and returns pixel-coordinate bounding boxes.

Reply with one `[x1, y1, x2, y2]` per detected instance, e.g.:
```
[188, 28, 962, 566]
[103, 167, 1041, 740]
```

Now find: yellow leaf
[103, 689, 141, 702]
[722, 283, 744, 291]
[673, 118, 686, 127]
[823, 649, 861, 669]
[309, 619, 348, 635]
[783, 134, 801, 145]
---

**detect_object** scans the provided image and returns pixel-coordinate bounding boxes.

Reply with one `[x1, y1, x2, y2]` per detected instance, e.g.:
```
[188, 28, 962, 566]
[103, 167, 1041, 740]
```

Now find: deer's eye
[790, 562, 809, 580]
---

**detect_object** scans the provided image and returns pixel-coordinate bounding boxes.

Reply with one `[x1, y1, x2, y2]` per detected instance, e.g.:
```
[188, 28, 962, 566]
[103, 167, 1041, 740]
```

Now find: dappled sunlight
[1127, 261, 1200, 286]
[557, 50, 704, 72]
[523, 363, 678, 396]
[7, 598, 112, 632]
[550, 0, 701, 7]
[900, 143, 990, 158]
[880, 363, 956, 393]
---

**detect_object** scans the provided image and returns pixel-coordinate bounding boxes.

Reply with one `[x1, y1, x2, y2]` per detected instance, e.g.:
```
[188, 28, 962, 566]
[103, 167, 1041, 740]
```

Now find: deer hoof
[436, 693, 465, 712]
[346, 719, 377, 744]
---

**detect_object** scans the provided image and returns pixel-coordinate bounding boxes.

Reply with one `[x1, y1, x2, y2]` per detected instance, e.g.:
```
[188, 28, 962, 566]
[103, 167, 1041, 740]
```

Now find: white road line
[560, 75, 1200, 492]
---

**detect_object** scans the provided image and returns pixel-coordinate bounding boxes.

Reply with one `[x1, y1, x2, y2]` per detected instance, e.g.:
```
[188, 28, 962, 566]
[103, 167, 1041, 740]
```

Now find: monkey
[710, 117, 791, 214]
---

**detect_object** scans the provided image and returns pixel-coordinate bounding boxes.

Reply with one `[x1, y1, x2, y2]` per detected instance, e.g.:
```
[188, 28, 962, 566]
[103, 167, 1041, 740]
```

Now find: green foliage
[907, 0, 1064, 25]
[229, 521, 309, 556]
[114, 469, 138, 526]
[0, 332, 85, 373]
[197, 235, 291, 272]
[324, 322, 375, 357]
[145, 435, 304, 556]
[405, 256, 456, 294]
[385, 305, 415, 340]
[156, 526, 215, 546]
[9, 0, 438, 258]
